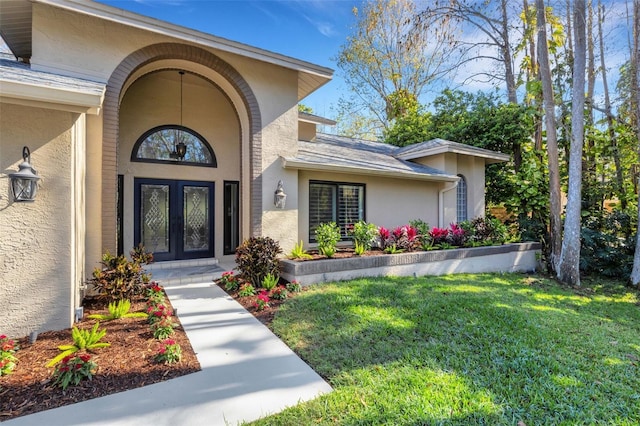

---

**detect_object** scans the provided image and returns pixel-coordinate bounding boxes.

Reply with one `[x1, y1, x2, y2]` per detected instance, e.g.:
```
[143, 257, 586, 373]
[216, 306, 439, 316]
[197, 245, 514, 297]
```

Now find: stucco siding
[0, 104, 76, 337]
[298, 170, 440, 248]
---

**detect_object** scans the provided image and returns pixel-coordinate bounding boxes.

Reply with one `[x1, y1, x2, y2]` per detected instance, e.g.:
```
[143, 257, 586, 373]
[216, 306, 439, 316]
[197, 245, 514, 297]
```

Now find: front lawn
[252, 274, 640, 425]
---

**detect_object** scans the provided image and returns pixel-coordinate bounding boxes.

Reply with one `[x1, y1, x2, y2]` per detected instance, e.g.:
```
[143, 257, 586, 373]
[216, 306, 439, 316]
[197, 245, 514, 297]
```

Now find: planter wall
[281, 242, 541, 285]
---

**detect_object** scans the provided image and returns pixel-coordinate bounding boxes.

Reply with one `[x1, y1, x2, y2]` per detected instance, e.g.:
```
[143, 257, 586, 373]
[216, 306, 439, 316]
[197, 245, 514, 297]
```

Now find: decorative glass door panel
[183, 186, 210, 252]
[134, 179, 214, 261]
[140, 183, 170, 254]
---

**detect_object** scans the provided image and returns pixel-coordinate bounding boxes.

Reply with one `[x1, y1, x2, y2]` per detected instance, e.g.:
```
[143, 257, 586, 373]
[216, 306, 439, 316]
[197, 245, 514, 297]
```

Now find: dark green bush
[88, 246, 152, 302]
[235, 236, 282, 287]
[580, 211, 635, 278]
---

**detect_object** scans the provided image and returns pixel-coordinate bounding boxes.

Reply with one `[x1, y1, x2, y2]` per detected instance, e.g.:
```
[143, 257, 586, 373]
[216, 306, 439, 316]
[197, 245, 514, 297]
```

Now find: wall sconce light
[9, 146, 40, 202]
[170, 141, 187, 160]
[274, 180, 287, 209]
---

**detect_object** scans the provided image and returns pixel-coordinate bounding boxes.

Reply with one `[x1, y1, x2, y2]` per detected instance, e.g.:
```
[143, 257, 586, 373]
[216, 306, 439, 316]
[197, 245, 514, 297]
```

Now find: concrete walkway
[4, 265, 332, 426]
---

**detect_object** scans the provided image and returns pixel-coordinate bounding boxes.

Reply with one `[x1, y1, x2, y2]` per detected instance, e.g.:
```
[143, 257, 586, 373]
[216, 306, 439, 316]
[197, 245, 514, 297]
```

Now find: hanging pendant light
[170, 70, 188, 161]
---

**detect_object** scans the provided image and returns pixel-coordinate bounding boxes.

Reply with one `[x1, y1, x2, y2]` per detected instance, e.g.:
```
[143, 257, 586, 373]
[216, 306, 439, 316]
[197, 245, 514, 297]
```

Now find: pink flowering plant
[154, 339, 181, 364]
[150, 316, 178, 340]
[0, 334, 18, 376]
[147, 303, 173, 324]
[254, 290, 270, 311]
[448, 223, 468, 246]
[379, 225, 419, 252]
[429, 227, 449, 246]
[52, 354, 97, 389]
[146, 281, 166, 305]
[270, 286, 288, 301]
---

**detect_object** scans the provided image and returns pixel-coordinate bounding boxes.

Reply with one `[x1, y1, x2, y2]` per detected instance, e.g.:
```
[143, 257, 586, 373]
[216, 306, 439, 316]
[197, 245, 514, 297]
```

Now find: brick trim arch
[102, 43, 262, 254]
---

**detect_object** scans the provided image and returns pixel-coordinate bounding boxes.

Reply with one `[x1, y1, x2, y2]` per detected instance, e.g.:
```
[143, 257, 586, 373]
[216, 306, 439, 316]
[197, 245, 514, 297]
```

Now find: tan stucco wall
[414, 153, 487, 224]
[0, 103, 79, 337]
[118, 70, 240, 258]
[297, 170, 441, 248]
[456, 155, 486, 219]
[31, 3, 304, 260]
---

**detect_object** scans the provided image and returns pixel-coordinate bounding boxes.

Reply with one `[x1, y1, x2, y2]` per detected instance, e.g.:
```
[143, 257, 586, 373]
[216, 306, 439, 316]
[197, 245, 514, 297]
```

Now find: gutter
[438, 180, 459, 228]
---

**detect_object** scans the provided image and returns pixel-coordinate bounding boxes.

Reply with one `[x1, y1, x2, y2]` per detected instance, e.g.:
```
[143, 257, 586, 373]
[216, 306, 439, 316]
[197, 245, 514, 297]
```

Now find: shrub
[580, 210, 635, 278]
[47, 323, 110, 367]
[409, 219, 430, 247]
[315, 222, 341, 258]
[52, 354, 97, 390]
[0, 335, 18, 376]
[469, 217, 508, 245]
[236, 236, 282, 287]
[354, 241, 366, 256]
[87, 299, 148, 321]
[88, 246, 152, 302]
[348, 220, 378, 251]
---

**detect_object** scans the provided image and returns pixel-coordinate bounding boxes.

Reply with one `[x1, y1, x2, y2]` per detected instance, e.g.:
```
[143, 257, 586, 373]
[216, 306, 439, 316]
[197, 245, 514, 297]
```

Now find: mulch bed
[0, 296, 200, 422]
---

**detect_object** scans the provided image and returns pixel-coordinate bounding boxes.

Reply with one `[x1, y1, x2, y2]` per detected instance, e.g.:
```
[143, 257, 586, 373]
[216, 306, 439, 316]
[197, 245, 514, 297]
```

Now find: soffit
[0, 0, 32, 60]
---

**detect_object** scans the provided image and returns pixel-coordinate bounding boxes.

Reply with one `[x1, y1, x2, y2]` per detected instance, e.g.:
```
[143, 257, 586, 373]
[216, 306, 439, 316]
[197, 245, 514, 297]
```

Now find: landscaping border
[281, 242, 541, 285]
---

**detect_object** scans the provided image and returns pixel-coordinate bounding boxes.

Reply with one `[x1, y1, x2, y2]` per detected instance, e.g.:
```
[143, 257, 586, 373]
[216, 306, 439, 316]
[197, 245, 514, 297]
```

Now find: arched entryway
[102, 43, 262, 260]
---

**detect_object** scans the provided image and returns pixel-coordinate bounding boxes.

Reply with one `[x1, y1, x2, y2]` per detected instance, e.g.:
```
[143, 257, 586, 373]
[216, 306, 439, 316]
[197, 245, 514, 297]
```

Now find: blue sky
[98, 0, 363, 117]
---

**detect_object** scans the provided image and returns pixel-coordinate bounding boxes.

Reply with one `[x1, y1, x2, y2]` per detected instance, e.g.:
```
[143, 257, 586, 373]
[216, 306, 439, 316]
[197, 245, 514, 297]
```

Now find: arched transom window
[131, 125, 217, 167]
[457, 174, 468, 222]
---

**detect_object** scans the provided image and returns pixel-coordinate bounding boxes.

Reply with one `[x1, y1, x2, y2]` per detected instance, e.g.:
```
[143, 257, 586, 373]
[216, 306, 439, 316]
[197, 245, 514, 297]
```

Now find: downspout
[438, 179, 459, 228]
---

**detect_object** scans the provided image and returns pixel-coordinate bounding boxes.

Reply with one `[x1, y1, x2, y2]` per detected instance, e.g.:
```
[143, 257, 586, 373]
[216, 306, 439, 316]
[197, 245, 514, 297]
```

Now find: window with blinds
[309, 181, 365, 241]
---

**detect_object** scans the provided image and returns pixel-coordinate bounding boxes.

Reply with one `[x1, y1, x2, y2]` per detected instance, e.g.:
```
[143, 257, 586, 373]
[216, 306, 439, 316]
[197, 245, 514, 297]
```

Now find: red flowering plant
[146, 281, 166, 305]
[52, 354, 97, 390]
[254, 290, 270, 311]
[154, 338, 181, 364]
[219, 271, 239, 292]
[147, 303, 173, 324]
[448, 223, 468, 247]
[269, 286, 288, 301]
[429, 227, 449, 246]
[0, 334, 18, 376]
[150, 316, 178, 340]
[379, 225, 419, 252]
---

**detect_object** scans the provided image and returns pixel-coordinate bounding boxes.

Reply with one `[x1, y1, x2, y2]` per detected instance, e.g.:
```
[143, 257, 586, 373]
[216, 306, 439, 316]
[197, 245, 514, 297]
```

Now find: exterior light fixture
[170, 71, 188, 161]
[274, 180, 287, 209]
[9, 146, 40, 202]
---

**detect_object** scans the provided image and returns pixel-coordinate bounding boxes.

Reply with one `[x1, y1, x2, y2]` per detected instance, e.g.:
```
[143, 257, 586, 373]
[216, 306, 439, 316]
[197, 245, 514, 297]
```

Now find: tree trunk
[558, 0, 587, 287]
[536, 0, 563, 271]
[584, 0, 598, 211]
[598, 1, 626, 210]
[631, 0, 640, 288]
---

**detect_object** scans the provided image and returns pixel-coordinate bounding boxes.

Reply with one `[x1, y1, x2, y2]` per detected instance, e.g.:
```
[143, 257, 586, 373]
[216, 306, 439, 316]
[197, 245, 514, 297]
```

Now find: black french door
[134, 178, 214, 261]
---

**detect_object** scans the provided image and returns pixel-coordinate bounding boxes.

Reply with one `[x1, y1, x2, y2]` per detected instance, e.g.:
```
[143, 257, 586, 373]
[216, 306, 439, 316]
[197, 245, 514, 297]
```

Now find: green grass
[250, 274, 640, 425]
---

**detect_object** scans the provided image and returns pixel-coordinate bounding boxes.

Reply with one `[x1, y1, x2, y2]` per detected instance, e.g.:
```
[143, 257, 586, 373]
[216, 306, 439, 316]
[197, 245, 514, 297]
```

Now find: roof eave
[32, 0, 333, 97]
[397, 146, 510, 163]
[0, 79, 105, 114]
[281, 157, 458, 182]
